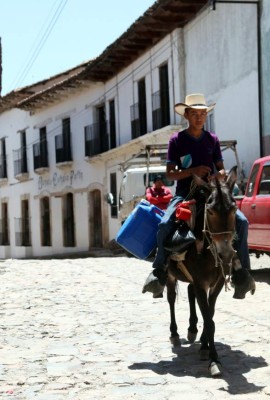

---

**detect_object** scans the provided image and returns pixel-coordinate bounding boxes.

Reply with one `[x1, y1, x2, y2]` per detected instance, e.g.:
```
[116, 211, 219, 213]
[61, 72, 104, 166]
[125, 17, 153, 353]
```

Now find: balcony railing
[33, 141, 49, 170]
[55, 134, 72, 164]
[84, 121, 109, 157]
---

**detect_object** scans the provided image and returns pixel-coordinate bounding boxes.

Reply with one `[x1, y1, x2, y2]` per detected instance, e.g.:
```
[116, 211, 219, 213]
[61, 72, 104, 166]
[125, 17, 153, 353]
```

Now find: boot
[231, 268, 256, 299]
[142, 269, 167, 298]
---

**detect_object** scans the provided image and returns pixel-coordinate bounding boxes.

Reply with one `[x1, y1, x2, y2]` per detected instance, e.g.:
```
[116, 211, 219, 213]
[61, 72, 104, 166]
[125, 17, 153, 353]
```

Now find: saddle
[163, 200, 197, 253]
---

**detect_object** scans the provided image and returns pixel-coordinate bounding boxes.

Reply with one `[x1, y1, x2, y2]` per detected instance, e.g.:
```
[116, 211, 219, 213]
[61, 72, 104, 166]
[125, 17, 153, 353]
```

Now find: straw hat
[174, 93, 216, 116]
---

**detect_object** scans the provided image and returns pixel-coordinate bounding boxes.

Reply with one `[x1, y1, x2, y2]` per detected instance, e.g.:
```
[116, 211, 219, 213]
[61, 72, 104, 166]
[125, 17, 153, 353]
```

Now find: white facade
[182, 3, 260, 173]
[0, 2, 263, 258]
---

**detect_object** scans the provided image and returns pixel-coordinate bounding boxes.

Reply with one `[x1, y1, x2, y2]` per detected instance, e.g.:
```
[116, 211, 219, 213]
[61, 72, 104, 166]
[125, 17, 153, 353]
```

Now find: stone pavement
[0, 254, 269, 400]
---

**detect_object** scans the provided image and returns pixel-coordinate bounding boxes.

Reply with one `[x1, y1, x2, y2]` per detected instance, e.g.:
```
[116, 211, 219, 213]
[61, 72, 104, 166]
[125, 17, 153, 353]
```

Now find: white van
[118, 165, 176, 222]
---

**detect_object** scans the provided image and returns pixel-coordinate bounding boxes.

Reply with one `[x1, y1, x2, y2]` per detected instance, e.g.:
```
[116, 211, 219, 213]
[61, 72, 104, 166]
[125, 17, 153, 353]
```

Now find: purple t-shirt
[167, 129, 223, 196]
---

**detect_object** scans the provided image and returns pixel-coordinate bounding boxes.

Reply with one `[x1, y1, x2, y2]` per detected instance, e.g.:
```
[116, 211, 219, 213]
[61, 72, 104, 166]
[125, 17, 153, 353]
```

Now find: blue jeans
[234, 209, 251, 270]
[152, 197, 251, 270]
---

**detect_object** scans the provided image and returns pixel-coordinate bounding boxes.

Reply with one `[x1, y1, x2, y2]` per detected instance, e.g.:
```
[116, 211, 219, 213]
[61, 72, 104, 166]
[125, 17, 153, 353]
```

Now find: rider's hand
[192, 165, 211, 178]
[208, 169, 226, 182]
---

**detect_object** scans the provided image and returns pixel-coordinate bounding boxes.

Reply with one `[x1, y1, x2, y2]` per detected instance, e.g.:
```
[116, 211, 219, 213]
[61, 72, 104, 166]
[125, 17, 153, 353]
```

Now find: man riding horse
[142, 93, 254, 299]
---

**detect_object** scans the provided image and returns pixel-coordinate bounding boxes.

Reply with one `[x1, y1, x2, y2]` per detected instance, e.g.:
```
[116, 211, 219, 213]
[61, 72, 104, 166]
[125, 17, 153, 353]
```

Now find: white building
[0, 0, 266, 258]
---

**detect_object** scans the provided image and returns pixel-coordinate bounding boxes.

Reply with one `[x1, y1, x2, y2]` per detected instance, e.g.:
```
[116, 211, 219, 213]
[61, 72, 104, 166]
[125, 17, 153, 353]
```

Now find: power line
[9, 0, 69, 91]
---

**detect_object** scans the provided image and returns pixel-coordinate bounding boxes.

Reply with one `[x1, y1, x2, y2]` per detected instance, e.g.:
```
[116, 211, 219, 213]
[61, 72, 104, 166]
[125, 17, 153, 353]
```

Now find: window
[109, 100, 116, 149]
[0, 138, 7, 179]
[159, 64, 170, 127]
[96, 105, 108, 153]
[246, 164, 259, 197]
[131, 78, 147, 139]
[152, 63, 170, 130]
[138, 78, 147, 135]
[40, 126, 48, 167]
[55, 118, 72, 163]
[14, 131, 28, 176]
[130, 103, 140, 139]
[21, 131, 28, 173]
[84, 106, 109, 157]
[33, 127, 48, 169]
[258, 165, 270, 195]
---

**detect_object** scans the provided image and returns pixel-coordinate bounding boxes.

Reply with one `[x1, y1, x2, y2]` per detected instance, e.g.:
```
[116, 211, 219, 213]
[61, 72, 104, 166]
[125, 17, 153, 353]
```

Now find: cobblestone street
[0, 254, 269, 399]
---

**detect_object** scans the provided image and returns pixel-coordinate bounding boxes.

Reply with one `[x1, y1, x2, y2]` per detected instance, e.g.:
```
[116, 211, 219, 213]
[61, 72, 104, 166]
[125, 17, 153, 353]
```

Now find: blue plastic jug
[116, 200, 164, 259]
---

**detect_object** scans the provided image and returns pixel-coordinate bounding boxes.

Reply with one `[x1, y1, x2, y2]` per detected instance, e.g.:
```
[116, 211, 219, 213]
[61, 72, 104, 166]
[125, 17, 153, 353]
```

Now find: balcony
[13, 148, 29, 182]
[55, 134, 72, 169]
[84, 121, 109, 158]
[33, 141, 49, 174]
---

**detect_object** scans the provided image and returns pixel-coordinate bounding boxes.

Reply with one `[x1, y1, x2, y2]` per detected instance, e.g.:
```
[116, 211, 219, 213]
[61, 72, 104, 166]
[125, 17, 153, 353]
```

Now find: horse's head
[194, 167, 238, 264]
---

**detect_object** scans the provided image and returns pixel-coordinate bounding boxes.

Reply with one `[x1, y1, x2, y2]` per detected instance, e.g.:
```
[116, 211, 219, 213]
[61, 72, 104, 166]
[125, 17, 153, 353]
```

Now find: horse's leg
[199, 277, 225, 362]
[187, 283, 198, 343]
[167, 274, 181, 347]
[194, 284, 222, 377]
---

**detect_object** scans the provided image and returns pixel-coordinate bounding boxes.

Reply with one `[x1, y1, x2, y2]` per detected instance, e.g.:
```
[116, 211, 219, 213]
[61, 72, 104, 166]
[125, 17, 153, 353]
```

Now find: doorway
[89, 189, 103, 247]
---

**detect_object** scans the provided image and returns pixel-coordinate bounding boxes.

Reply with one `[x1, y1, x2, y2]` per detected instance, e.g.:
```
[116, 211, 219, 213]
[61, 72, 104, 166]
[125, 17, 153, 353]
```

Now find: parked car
[235, 156, 270, 256]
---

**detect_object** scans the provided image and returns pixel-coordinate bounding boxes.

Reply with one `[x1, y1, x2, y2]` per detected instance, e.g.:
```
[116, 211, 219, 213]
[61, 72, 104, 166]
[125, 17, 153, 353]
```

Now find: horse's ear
[226, 166, 237, 193]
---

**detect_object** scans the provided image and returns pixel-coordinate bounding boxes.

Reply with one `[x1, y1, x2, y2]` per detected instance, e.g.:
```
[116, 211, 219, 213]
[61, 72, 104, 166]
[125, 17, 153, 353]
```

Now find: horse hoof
[170, 335, 181, 347]
[209, 361, 222, 377]
[199, 349, 209, 360]
[187, 330, 197, 343]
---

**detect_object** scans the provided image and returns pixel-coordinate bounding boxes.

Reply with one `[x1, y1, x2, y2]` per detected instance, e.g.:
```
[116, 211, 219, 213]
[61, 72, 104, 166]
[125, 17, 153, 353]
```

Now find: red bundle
[175, 200, 196, 221]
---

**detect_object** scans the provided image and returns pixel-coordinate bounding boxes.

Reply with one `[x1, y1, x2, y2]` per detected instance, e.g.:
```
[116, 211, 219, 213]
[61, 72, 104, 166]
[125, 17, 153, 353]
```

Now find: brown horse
[165, 168, 255, 377]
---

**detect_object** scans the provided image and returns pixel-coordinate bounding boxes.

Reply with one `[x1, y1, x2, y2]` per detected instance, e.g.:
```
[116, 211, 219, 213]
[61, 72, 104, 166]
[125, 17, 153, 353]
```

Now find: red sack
[175, 200, 196, 221]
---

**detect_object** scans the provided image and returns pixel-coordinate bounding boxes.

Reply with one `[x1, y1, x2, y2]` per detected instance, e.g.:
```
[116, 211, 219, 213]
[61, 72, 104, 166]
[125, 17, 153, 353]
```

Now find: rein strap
[202, 204, 234, 291]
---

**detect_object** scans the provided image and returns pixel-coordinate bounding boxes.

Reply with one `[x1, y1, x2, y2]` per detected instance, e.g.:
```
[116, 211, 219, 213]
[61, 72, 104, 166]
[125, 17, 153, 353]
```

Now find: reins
[202, 203, 234, 290]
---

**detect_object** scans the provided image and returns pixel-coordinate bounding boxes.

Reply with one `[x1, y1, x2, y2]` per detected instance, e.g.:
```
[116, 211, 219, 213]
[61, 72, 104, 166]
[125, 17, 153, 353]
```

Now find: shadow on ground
[129, 341, 267, 395]
[250, 268, 270, 285]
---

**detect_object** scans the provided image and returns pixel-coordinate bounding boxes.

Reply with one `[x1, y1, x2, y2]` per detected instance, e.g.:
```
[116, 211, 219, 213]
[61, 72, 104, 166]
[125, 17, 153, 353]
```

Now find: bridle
[186, 177, 237, 288]
[202, 191, 236, 289]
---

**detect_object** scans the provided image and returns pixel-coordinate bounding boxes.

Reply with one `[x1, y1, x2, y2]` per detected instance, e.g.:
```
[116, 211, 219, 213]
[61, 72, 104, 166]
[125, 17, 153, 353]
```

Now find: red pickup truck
[236, 156, 270, 256]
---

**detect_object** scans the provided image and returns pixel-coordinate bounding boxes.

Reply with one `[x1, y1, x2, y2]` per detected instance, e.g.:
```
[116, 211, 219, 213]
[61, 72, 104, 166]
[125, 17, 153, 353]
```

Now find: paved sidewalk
[0, 255, 269, 399]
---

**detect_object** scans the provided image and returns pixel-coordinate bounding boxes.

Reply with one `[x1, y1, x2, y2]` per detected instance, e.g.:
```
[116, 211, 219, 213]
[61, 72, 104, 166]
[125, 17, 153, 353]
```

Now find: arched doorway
[89, 189, 103, 247]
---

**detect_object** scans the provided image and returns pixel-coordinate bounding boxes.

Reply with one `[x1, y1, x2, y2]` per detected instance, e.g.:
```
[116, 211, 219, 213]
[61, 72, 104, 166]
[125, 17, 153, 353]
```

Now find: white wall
[261, 0, 270, 152]
[182, 3, 259, 174]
